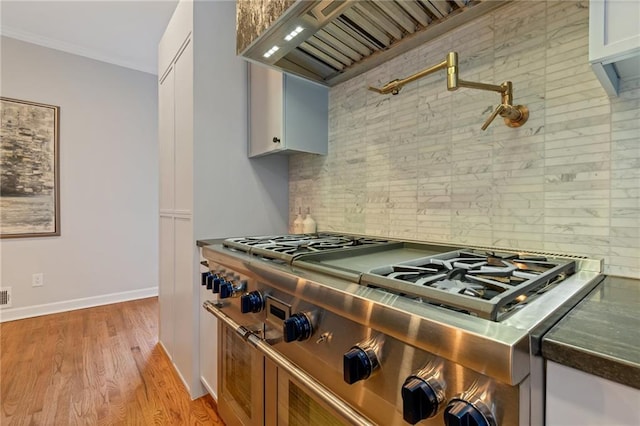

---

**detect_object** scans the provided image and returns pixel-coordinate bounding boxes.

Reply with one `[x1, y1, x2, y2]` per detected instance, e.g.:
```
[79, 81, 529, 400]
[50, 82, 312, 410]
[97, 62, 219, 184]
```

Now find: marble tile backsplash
[289, 1, 640, 278]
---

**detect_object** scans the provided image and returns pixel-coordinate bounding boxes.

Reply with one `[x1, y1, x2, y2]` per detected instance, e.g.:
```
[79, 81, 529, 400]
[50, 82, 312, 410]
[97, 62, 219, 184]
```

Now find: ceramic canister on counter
[293, 208, 304, 234]
[302, 208, 316, 234]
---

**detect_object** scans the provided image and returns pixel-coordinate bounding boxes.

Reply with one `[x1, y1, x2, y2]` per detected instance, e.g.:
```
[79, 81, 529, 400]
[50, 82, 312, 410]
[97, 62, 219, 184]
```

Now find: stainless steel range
[201, 232, 603, 426]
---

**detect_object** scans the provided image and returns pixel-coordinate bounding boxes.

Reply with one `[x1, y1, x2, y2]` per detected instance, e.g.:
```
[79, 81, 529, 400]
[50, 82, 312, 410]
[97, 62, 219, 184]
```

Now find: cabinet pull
[272, 137, 281, 143]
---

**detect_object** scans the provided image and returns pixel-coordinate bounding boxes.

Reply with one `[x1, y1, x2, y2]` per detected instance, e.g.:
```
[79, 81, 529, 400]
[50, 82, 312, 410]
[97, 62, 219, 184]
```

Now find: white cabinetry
[158, 0, 197, 396]
[249, 63, 328, 158]
[198, 249, 217, 396]
[589, 0, 640, 95]
[158, 0, 288, 400]
[546, 361, 640, 425]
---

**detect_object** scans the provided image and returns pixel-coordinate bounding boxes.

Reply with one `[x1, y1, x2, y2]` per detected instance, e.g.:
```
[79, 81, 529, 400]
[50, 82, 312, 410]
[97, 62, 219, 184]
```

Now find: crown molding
[0, 25, 157, 75]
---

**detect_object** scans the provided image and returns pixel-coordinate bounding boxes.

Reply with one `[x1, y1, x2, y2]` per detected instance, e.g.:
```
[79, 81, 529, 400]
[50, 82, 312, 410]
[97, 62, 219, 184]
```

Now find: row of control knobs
[201, 272, 495, 426]
[202, 271, 246, 299]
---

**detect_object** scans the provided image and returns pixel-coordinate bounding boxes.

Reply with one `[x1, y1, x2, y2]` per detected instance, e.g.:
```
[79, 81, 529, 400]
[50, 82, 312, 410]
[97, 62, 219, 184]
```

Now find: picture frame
[1, 97, 60, 238]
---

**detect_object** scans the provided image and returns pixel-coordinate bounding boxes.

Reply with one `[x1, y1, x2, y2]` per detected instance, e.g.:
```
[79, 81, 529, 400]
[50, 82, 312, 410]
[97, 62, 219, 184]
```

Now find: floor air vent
[0, 287, 12, 308]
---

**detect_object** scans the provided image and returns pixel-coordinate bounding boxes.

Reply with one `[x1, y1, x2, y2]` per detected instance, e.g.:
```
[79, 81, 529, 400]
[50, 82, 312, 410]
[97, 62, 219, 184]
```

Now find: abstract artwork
[1, 97, 60, 238]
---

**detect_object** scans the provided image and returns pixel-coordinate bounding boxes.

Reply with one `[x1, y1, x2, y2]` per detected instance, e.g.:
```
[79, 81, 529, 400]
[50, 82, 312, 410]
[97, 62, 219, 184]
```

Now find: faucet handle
[369, 79, 402, 95]
[481, 104, 529, 130]
[481, 104, 506, 130]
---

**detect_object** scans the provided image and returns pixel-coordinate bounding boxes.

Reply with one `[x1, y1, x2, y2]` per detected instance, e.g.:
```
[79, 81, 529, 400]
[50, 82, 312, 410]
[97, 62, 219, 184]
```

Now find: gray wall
[193, 0, 289, 240]
[1, 36, 159, 318]
[289, 1, 640, 278]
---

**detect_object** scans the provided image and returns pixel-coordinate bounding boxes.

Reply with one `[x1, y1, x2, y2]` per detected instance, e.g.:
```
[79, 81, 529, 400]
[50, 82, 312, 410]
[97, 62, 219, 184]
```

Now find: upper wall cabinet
[589, 0, 640, 96]
[248, 63, 328, 158]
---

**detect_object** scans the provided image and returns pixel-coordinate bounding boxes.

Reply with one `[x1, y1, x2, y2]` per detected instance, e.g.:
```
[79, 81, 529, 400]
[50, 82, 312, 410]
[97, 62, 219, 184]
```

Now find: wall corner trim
[0, 287, 159, 322]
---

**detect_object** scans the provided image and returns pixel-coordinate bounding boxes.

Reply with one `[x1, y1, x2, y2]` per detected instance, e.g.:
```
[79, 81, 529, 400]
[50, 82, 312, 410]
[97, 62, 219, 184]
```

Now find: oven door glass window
[219, 323, 264, 426]
[288, 382, 345, 426]
[277, 370, 349, 426]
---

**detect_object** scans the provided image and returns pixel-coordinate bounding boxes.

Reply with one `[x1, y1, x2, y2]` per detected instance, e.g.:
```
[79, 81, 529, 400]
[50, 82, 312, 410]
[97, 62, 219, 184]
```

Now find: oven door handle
[203, 301, 376, 426]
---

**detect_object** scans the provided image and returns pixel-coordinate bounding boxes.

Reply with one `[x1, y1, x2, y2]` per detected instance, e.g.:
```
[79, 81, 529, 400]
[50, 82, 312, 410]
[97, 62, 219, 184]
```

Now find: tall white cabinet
[158, 0, 289, 399]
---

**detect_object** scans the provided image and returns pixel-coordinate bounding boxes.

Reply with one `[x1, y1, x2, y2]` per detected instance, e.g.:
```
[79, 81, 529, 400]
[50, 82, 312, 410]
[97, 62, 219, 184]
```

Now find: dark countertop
[542, 275, 640, 389]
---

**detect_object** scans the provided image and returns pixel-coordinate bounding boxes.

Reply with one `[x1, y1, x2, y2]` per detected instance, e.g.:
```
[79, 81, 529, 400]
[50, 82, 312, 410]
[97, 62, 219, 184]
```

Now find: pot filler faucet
[368, 52, 529, 131]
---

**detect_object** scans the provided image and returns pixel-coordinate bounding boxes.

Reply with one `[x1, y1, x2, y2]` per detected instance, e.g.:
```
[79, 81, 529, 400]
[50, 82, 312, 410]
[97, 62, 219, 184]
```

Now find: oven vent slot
[0, 287, 12, 308]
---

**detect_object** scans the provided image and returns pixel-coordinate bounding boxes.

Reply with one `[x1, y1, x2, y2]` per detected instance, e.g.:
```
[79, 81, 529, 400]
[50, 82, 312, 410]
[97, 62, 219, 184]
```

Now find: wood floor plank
[0, 297, 224, 425]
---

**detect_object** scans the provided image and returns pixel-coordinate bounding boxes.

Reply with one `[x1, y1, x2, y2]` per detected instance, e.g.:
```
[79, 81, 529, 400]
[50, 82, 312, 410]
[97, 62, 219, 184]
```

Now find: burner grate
[223, 233, 391, 262]
[362, 249, 576, 321]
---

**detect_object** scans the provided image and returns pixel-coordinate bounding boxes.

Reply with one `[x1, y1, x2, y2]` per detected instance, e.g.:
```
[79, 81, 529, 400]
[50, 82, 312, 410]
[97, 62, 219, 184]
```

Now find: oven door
[218, 321, 264, 426]
[264, 359, 357, 426]
[204, 300, 375, 426]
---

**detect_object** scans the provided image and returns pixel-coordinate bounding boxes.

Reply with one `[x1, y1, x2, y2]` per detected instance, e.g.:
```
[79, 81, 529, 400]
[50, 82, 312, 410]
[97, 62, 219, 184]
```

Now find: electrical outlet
[32, 273, 44, 287]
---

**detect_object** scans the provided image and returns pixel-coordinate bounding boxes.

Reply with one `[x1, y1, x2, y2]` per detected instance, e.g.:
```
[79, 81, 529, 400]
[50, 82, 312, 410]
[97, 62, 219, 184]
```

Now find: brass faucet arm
[400, 59, 448, 88]
[368, 51, 528, 130]
[368, 59, 448, 95]
[455, 79, 505, 95]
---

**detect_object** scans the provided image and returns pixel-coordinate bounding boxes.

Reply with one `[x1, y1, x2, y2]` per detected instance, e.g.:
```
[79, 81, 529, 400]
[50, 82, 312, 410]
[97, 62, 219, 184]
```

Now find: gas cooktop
[219, 233, 591, 322]
[204, 232, 604, 426]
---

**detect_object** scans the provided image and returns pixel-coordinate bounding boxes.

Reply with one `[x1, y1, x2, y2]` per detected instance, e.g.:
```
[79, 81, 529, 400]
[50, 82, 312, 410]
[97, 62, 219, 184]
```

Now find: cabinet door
[174, 39, 194, 214]
[589, 0, 640, 63]
[546, 361, 640, 425]
[199, 255, 218, 397]
[159, 68, 175, 211]
[283, 73, 328, 156]
[159, 215, 174, 357]
[173, 216, 194, 387]
[249, 63, 283, 157]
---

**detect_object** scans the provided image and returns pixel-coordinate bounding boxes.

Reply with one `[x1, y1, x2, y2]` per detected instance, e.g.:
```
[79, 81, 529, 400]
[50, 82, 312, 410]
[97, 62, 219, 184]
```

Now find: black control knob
[283, 313, 313, 342]
[201, 272, 211, 286]
[402, 377, 440, 424]
[218, 279, 246, 299]
[443, 400, 492, 426]
[343, 346, 379, 384]
[205, 274, 216, 290]
[212, 276, 224, 294]
[240, 291, 264, 313]
[219, 281, 233, 299]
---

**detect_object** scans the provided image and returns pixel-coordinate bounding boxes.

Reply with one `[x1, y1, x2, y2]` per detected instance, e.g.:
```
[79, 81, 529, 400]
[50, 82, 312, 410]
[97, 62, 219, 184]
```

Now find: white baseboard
[158, 341, 208, 401]
[0, 287, 158, 322]
[200, 376, 218, 402]
[158, 340, 172, 361]
[172, 360, 192, 396]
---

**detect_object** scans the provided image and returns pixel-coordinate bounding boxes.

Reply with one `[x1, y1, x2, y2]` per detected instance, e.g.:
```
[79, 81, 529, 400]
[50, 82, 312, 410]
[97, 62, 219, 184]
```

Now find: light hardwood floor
[0, 297, 224, 425]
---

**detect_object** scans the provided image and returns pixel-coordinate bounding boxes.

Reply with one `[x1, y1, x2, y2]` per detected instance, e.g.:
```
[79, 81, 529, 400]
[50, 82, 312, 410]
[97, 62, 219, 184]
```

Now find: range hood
[237, 0, 508, 87]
